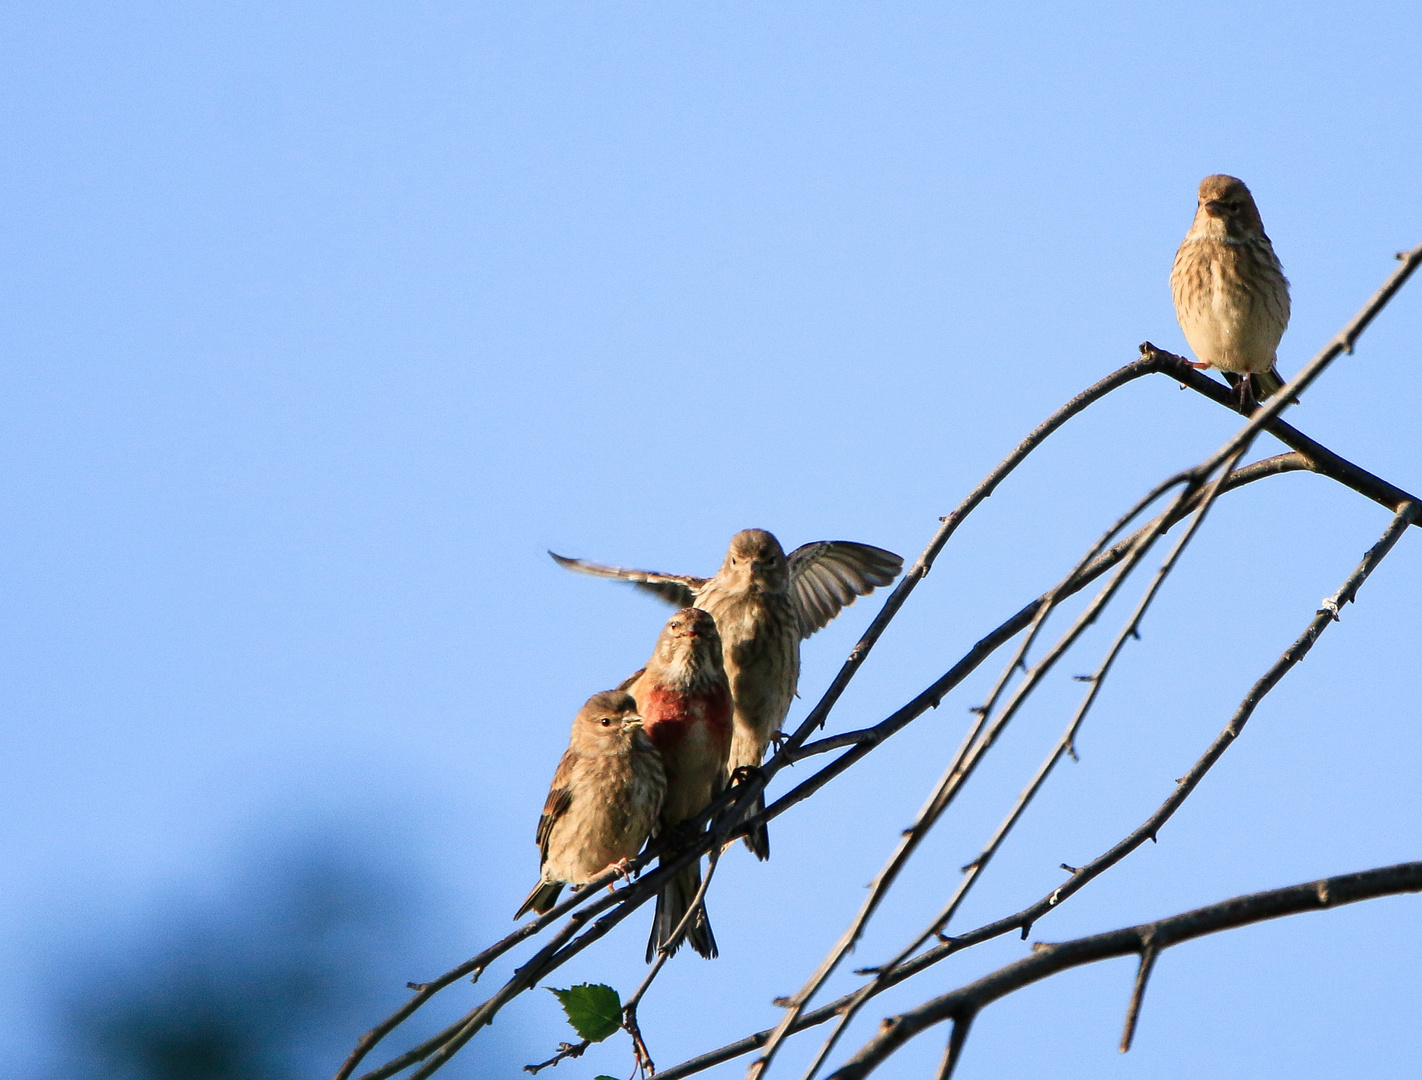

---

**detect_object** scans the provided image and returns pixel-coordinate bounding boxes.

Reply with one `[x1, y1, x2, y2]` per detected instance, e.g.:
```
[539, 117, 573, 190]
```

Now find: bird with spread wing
[551, 529, 903, 860]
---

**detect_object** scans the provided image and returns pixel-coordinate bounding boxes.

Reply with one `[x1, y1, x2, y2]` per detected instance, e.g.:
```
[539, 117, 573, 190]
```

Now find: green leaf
[547, 983, 622, 1043]
[593, 1076, 620, 1080]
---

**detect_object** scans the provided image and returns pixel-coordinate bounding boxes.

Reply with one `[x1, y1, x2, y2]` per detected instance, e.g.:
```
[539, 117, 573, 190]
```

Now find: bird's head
[571, 690, 645, 753]
[651, 607, 724, 673]
[721, 528, 789, 592]
[1193, 174, 1266, 240]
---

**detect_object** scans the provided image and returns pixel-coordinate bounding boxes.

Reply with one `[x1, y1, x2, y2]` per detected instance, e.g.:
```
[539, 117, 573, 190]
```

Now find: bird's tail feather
[740, 792, 770, 861]
[514, 880, 563, 920]
[646, 861, 717, 961]
[1253, 366, 1284, 401]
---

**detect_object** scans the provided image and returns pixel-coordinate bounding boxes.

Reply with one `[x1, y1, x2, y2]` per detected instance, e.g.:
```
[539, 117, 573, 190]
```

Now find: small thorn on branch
[1131, 627, 1142, 641]
[1020, 921, 1034, 939]
[407, 981, 428, 991]
[1060, 863, 1079, 874]
[968, 705, 988, 716]
[1072, 673, 1095, 682]
[853, 965, 883, 976]
[960, 858, 981, 873]
[771, 995, 794, 1008]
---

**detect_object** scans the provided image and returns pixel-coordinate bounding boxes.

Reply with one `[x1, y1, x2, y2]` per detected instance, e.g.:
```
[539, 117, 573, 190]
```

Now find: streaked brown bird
[1170, 174, 1292, 407]
[622, 607, 732, 960]
[514, 690, 665, 920]
[552, 529, 903, 860]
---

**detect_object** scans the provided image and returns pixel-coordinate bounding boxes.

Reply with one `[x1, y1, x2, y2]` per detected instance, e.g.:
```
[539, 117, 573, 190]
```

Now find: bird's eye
[600, 718, 612, 726]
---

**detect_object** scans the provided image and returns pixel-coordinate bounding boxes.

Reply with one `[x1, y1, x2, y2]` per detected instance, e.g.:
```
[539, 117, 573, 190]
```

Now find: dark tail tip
[514, 880, 562, 921]
[742, 823, 771, 861]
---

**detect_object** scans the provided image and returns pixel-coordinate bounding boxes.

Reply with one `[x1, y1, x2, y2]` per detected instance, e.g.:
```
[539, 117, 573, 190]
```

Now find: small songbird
[1171, 174, 1292, 407]
[552, 529, 903, 860]
[621, 607, 732, 960]
[514, 690, 666, 920]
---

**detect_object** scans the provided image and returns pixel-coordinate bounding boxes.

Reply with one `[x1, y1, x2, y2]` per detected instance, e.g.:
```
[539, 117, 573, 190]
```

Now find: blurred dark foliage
[44, 832, 495, 1080]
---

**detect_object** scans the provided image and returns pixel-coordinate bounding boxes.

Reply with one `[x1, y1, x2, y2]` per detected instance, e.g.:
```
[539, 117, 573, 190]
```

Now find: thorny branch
[336, 244, 1420, 1080]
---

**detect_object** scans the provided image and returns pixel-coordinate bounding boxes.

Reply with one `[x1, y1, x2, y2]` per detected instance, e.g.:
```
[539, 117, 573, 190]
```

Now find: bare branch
[826, 860, 1422, 1079]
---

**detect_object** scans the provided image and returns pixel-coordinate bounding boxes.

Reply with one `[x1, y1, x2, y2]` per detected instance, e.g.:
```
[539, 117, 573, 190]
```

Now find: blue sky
[3, 3, 1421, 1078]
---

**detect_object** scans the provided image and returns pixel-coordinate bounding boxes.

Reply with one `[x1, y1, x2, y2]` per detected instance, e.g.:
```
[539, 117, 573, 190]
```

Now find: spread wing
[788, 541, 904, 638]
[535, 751, 578, 861]
[549, 551, 705, 609]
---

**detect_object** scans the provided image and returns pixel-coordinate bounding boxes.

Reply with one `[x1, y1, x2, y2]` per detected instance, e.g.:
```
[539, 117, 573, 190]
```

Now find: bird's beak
[1203, 199, 1226, 218]
[621, 717, 644, 731]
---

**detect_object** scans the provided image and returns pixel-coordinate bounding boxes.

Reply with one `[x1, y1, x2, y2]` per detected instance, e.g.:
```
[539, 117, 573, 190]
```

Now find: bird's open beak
[621, 717, 645, 731]
[1203, 199, 1226, 218]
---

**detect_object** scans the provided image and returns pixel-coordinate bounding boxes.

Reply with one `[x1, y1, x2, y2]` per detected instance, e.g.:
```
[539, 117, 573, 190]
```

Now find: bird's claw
[605, 858, 636, 891]
[729, 764, 763, 787]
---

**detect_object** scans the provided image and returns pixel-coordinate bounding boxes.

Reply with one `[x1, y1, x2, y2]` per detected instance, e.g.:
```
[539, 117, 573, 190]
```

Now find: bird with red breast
[621, 607, 732, 960]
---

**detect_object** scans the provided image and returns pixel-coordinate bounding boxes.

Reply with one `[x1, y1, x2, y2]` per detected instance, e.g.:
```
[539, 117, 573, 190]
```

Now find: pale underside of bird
[1170, 173, 1292, 407]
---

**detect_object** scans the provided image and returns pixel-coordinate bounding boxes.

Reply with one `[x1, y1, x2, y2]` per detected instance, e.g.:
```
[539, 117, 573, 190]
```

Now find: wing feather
[535, 750, 578, 860]
[787, 541, 904, 638]
[549, 551, 704, 609]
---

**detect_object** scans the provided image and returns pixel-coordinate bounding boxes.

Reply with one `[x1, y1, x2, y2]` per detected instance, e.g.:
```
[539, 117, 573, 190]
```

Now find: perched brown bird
[514, 690, 665, 920]
[552, 529, 903, 860]
[621, 607, 732, 960]
[1171, 174, 1292, 407]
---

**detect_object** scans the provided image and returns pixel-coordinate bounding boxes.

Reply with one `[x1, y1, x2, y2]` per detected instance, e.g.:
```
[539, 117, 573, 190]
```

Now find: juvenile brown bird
[1170, 174, 1292, 407]
[514, 690, 665, 920]
[552, 529, 903, 860]
[621, 607, 732, 960]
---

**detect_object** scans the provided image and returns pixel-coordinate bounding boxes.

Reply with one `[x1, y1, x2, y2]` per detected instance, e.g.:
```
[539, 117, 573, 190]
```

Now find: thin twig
[524, 1041, 590, 1075]
[1118, 942, 1159, 1053]
[933, 1012, 975, 1080]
